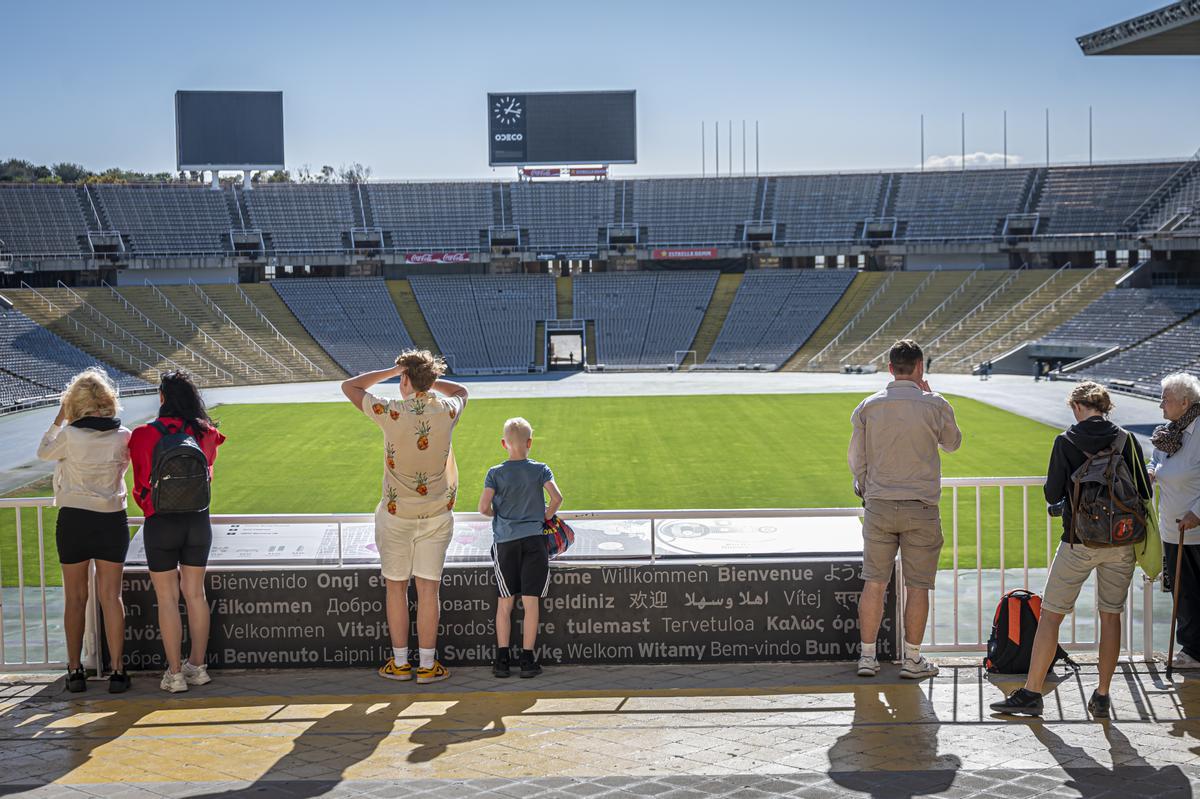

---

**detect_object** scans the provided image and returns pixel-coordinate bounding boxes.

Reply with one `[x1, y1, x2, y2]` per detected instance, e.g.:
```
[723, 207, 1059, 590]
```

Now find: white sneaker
[856, 655, 880, 677]
[160, 669, 188, 693]
[181, 661, 211, 686]
[1174, 651, 1200, 669]
[899, 656, 939, 680]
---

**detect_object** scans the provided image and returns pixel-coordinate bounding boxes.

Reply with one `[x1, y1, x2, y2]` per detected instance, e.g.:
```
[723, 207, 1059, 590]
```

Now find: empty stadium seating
[272, 277, 414, 375]
[574, 272, 718, 366]
[0, 307, 148, 411]
[0, 184, 90, 256]
[1036, 162, 1184, 234]
[93, 184, 232, 255]
[1078, 315, 1200, 392]
[511, 182, 613, 251]
[367, 182, 492, 250]
[772, 173, 882, 242]
[244, 185, 357, 253]
[895, 170, 1028, 239]
[1040, 288, 1200, 348]
[633, 179, 757, 245]
[706, 270, 856, 367]
[408, 275, 555, 373]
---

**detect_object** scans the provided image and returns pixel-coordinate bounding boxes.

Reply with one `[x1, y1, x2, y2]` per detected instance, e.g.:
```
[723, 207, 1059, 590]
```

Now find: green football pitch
[2, 392, 1063, 586]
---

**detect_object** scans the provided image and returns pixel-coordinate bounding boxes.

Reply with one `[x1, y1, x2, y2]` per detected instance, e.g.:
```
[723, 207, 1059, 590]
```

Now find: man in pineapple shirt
[342, 349, 468, 684]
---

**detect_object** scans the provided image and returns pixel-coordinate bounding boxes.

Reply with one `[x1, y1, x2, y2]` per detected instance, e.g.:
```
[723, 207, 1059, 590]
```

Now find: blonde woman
[36, 368, 133, 693]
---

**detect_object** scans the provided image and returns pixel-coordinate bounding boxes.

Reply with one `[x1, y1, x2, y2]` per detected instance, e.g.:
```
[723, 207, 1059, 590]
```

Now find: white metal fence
[0, 477, 1165, 671]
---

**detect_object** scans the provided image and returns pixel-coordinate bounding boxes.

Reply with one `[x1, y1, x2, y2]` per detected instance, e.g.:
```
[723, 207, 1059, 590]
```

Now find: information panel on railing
[114, 515, 892, 670]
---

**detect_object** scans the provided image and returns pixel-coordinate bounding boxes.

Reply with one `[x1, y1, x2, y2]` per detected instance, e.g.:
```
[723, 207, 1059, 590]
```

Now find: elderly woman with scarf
[1151, 372, 1200, 669]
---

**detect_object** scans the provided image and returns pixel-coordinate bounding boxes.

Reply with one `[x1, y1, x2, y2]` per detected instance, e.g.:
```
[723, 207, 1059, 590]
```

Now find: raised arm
[341, 365, 402, 412]
[432, 377, 469, 406]
[36, 404, 68, 461]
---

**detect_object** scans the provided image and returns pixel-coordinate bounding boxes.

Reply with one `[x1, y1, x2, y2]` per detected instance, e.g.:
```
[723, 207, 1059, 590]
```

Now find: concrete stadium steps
[556, 276, 573, 319]
[834, 271, 976, 367]
[928, 268, 1122, 372]
[149, 285, 301, 382]
[386, 280, 440, 356]
[688, 273, 743, 364]
[200, 285, 345, 380]
[233, 285, 347, 378]
[114, 286, 285, 384]
[785, 272, 884, 369]
[6, 287, 236, 386]
[798, 272, 931, 368]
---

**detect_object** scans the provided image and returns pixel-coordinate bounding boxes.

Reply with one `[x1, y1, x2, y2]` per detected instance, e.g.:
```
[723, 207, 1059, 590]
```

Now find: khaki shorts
[861, 499, 943, 590]
[374, 505, 454, 582]
[1041, 541, 1135, 616]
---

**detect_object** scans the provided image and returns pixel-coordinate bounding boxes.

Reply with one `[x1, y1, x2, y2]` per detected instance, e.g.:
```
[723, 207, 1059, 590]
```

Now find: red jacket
[129, 417, 226, 517]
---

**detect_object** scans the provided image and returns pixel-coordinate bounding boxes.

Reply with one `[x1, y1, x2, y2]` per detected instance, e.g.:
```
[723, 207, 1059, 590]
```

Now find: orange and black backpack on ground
[984, 589, 1077, 674]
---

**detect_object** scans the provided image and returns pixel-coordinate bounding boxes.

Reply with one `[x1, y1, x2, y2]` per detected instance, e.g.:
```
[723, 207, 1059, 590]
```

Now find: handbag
[1132, 441, 1162, 581]
[543, 514, 575, 559]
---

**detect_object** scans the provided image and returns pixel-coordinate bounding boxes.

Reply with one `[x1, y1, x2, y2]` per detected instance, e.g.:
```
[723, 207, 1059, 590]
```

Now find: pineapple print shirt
[363, 389, 463, 519]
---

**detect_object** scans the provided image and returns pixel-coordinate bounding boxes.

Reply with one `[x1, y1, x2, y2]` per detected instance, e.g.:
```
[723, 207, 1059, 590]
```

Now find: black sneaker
[989, 688, 1043, 717]
[108, 671, 132, 694]
[519, 649, 542, 679]
[66, 668, 86, 693]
[492, 652, 511, 678]
[1087, 689, 1111, 719]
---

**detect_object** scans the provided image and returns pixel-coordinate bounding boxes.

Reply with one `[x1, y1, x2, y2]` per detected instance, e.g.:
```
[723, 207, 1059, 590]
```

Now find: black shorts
[492, 535, 550, 598]
[143, 511, 212, 573]
[55, 507, 130, 565]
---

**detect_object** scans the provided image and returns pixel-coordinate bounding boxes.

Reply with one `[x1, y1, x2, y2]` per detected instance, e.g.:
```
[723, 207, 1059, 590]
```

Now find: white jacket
[36, 421, 132, 513]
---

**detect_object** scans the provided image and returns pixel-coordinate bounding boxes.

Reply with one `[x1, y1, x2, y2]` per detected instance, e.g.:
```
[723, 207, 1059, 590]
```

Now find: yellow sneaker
[378, 657, 413, 681]
[416, 661, 450, 684]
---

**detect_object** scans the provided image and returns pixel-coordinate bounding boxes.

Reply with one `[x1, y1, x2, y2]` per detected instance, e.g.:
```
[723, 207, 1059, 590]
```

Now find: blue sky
[1, 0, 1197, 179]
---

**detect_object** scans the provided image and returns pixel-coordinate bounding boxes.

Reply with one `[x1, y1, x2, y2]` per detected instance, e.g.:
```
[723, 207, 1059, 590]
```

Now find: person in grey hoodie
[36, 368, 132, 694]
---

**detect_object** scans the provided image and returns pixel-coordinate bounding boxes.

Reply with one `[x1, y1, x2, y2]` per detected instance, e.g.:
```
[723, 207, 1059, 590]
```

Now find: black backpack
[984, 590, 1076, 674]
[149, 420, 211, 514]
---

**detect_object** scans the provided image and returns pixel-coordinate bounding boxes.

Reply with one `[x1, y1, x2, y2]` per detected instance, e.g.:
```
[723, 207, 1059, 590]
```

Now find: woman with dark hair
[129, 371, 226, 693]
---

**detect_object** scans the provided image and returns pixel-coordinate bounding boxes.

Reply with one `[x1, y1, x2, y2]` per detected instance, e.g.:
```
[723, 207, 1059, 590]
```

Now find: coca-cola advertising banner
[651, 247, 719, 260]
[404, 252, 472, 265]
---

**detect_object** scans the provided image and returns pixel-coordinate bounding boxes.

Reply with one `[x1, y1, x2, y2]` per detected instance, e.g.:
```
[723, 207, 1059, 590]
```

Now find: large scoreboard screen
[176, 90, 285, 170]
[487, 90, 636, 166]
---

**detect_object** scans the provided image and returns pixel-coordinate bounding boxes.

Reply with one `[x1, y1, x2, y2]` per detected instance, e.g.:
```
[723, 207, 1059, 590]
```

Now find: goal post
[674, 350, 697, 371]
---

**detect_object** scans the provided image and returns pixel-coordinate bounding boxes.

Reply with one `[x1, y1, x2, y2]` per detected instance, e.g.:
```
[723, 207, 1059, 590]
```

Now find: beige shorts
[1041, 541, 1135, 616]
[374, 505, 454, 582]
[861, 499, 944, 590]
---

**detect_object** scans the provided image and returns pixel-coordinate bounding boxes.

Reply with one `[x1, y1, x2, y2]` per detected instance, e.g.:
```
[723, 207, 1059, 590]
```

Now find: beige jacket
[847, 380, 962, 506]
[36, 422, 132, 513]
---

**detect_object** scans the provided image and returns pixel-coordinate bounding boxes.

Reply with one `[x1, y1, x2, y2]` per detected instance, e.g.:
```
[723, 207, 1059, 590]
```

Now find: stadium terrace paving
[0, 373, 1168, 493]
[1, 661, 1198, 797]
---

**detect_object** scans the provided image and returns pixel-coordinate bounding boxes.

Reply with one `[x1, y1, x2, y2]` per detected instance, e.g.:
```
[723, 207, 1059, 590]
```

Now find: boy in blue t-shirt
[478, 417, 563, 678]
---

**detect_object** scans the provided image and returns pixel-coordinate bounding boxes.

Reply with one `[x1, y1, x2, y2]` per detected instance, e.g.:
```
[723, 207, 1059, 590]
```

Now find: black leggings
[1164, 542, 1200, 659]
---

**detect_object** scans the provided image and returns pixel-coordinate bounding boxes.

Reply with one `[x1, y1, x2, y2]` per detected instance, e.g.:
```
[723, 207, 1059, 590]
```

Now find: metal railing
[187, 280, 296, 378]
[0, 477, 1162, 671]
[234, 285, 326, 376]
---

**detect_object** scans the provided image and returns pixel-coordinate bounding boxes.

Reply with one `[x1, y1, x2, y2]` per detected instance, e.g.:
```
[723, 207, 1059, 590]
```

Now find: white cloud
[921, 152, 1024, 169]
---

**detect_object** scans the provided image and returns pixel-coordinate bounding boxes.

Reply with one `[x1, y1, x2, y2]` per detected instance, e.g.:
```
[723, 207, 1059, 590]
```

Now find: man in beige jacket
[848, 339, 961, 680]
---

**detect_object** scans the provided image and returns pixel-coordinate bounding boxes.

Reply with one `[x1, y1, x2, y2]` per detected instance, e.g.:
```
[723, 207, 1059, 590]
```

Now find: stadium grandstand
[2, 156, 1199, 413]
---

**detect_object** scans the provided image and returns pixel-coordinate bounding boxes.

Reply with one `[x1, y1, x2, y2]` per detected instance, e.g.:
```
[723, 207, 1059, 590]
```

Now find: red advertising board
[404, 252, 472, 264]
[569, 167, 608, 177]
[650, 247, 718, 260]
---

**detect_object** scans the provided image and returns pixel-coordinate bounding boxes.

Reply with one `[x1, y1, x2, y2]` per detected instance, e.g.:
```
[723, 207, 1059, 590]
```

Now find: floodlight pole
[920, 114, 924, 172]
[702, 121, 706, 177]
[755, 120, 759, 177]
[1003, 110, 1007, 168]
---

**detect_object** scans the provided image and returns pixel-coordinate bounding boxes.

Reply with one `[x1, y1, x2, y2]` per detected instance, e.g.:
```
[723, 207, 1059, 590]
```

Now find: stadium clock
[493, 96, 523, 126]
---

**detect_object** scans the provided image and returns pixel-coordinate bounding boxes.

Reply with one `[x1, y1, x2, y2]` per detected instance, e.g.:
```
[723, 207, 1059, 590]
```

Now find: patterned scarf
[1151, 402, 1200, 457]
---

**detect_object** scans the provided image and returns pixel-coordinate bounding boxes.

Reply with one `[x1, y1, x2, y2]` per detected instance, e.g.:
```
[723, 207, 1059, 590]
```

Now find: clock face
[492, 96, 523, 126]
